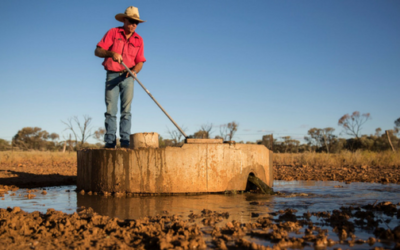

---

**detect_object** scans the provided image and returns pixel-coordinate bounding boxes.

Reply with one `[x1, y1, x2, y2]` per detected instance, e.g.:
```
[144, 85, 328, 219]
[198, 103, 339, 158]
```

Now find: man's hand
[126, 70, 137, 78]
[95, 47, 122, 63]
[125, 62, 143, 78]
[112, 53, 123, 64]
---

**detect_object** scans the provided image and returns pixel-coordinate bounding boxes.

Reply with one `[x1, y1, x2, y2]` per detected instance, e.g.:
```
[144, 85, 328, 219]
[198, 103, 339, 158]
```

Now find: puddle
[0, 186, 77, 213]
[1, 180, 399, 249]
[1, 181, 400, 219]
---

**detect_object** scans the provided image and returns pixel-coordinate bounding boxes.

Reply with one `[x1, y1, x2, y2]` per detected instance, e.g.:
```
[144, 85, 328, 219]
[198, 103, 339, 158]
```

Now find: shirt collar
[118, 27, 139, 38]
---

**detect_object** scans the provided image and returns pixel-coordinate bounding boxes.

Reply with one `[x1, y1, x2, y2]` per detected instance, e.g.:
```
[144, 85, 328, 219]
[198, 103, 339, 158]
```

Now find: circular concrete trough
[77, 134, 273, 194]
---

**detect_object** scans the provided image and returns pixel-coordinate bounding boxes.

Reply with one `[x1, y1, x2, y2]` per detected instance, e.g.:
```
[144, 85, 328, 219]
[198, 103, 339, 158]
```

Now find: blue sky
[0, 1, 399, 144]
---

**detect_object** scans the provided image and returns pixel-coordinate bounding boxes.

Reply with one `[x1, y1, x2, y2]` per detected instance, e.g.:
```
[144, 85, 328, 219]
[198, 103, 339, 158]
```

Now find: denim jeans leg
[104, 72, 121, 146]
[119, 76, 134, 146]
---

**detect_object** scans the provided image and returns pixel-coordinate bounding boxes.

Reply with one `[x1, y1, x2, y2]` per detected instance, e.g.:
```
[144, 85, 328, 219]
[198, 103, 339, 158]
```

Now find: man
[95, 6, 146, 148]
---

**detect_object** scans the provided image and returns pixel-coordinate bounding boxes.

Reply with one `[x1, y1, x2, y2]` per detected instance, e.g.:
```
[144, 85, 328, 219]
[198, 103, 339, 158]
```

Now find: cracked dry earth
[0, 201, 399, 250]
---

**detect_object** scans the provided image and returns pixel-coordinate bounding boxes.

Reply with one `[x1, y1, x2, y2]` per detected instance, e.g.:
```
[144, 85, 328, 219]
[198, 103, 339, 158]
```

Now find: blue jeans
[104, 71, 134, 147]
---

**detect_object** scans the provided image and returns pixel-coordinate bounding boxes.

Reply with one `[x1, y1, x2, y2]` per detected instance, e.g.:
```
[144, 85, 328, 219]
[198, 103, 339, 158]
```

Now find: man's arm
[132, 62, 143, 74]
[125, 62, 143, 78]
[95, 46, 123, 63]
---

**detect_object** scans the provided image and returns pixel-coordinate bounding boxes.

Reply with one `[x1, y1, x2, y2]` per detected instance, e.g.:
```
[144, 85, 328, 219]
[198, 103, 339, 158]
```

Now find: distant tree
[219, 124, 228, 141]
[163, 139, 175, 147]
[396, 118, 400, 148]
[49, 133, 60, 141]
[338, 111, 370, 138]
[259, 134, 273, 150]
[330, 138, 346, 153]
[13, 127, 52, 150]
[304, 127, 336, 153]
[220, 121, 239, 141]
[93, 127, 106, 143]
[193, 123, 213, 139]
[280, 136, 300, 153]
[320, 128, 336, 154]
[167, 125, 186, 146]
[395, 118, 400, 135]
[227, 122, 239, 141]
[375, 128, 382, 137]
[0, 139, 10, 151]
[158, 135, 166, 148]
[304, 128, 322, 150]
[62, 115, 93, 148]
[395, 118, 400, 127]
[194, 130, 208, 139]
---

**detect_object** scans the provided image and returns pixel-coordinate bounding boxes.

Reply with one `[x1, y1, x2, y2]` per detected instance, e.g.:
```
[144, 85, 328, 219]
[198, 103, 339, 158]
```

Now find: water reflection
[0, 185, 77, 213]
[1, 181, 400, 220]
[77, 193, 274, 222]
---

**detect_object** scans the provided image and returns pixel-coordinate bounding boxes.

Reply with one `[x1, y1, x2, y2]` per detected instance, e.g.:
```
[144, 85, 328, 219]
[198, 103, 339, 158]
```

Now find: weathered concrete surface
[130, 132, 159, 149]
[186, 138, 224, 144]
[77, 143, 273, 194]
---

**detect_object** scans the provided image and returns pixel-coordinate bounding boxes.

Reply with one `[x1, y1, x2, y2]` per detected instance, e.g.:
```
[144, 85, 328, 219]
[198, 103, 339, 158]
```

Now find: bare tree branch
[62, 115, 93, 149]
[338, 111, 370, 138]
[167, 125, 186, 146]
[220, 121, 239, 141]
[62, 118, 78, 147]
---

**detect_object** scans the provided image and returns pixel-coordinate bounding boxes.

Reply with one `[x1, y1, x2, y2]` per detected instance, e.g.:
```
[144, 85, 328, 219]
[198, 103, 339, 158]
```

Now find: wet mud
[0, 181, 399, 249]
[0, 200, 399, 249]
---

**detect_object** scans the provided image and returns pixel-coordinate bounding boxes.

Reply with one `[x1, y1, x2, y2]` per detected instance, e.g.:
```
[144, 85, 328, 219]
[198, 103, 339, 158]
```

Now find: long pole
[121, 62, 188, 138]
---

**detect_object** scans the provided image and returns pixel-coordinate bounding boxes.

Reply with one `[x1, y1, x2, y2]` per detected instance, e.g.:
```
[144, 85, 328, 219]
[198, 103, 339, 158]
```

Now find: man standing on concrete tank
[95, 6, 146, 148]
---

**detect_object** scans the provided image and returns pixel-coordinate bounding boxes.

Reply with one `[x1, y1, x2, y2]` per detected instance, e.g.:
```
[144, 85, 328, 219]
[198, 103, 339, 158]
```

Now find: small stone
[12, 207, 21, 213]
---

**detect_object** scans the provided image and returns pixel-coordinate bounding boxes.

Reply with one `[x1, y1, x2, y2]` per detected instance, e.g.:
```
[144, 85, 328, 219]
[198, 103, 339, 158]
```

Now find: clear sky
[0, 1, 399, 144]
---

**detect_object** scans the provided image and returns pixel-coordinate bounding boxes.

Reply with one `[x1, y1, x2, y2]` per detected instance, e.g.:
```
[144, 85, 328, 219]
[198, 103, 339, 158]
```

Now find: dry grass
[0, 151, 77, 167]
[273, 150, 400, 168]
[1, 150, 399, 170]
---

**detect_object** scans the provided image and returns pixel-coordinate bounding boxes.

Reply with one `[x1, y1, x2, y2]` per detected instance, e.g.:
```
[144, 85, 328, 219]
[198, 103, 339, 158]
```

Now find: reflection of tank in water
[77, 133, 273, 194]
[77, 192, 274, 221]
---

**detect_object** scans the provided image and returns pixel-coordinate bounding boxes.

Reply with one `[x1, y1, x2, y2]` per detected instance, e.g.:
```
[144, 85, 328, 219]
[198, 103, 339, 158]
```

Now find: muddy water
[2, 181, 400, 219]
[1, 181, 399, 249]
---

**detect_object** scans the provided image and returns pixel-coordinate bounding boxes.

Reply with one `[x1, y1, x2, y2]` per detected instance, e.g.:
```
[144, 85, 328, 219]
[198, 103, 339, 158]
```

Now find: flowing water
[1, 180, 400, 249]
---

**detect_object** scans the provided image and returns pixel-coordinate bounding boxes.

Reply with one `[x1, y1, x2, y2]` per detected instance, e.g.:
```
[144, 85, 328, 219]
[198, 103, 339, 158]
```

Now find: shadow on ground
[0, 170, 76, 188]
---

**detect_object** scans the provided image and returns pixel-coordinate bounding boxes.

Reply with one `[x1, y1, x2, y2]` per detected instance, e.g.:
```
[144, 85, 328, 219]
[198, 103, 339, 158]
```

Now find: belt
[109, 67, 137, 73]
[107, 69, 132, 76]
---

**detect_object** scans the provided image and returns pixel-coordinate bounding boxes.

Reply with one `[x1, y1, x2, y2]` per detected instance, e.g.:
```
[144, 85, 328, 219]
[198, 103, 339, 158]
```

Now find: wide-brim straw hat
[115, 6, 146, 23]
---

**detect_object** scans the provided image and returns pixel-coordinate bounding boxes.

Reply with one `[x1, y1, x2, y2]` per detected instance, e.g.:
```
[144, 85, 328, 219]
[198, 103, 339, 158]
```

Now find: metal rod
[121, 62, 188, 138]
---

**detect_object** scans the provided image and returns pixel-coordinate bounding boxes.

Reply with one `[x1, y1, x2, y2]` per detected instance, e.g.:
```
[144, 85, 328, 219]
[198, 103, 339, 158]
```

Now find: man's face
[123, 18, 138, 34]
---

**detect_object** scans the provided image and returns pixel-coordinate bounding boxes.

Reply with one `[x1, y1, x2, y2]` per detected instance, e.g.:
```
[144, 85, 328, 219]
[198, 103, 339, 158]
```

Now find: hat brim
[115, 14, 146, 23]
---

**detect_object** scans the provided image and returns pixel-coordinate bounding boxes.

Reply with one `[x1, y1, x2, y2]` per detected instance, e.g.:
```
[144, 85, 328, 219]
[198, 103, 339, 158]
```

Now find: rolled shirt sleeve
[135, 43, 146, 64]
[97, 28, 115, 50]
